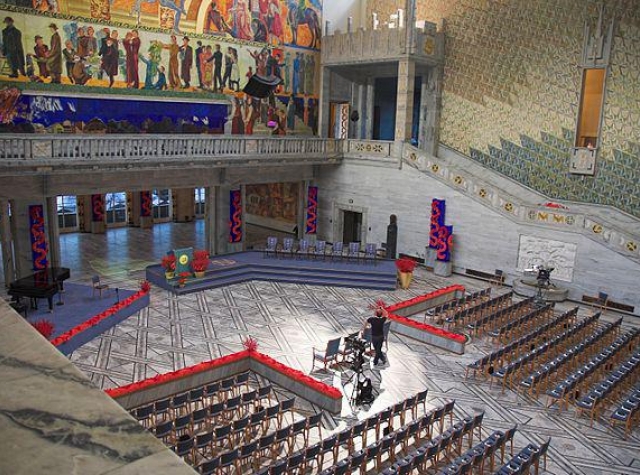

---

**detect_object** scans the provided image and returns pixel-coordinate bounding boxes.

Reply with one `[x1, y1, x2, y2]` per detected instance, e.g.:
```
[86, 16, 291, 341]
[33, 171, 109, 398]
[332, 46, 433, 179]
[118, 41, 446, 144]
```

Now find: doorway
[342, 210, 362, 243]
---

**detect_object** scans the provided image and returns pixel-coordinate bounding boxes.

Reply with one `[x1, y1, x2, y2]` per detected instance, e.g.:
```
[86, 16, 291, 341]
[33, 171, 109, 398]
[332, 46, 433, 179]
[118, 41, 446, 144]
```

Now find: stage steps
[146, 251, 398, 294]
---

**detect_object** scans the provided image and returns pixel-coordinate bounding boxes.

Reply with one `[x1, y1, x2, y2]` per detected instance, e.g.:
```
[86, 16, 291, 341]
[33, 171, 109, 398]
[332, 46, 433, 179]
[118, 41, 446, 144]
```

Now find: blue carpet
[146, 251, 398, 294]
[26, 283, 138, 339]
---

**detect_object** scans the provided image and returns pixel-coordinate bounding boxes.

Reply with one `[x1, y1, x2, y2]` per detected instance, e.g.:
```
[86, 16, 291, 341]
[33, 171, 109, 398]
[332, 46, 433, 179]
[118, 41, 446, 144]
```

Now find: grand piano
[8, 267, 71, 312]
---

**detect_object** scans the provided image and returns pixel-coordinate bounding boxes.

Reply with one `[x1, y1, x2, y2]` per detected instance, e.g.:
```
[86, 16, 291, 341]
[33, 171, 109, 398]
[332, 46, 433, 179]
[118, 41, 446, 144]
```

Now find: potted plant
[396, 257, 417, 289]
[177, 271, 191, 288]
[161, 254, 176, 279]
[191, 259, 209, 278]
[193, 249, 210, 261]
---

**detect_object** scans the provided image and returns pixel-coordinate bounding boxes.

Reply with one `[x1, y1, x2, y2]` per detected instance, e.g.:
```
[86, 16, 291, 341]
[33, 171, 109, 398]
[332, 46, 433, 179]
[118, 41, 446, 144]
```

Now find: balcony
[0, 135, 343, 174]
[321, 23, 443, 67]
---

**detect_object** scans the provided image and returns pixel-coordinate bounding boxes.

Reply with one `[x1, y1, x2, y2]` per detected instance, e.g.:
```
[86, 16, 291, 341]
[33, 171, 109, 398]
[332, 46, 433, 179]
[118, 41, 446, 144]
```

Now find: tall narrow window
[194, 188, 206, 217]
[576, 68, 606, 148]
[152, 189, 171, 220]
[56, 195, 77, 230]
[105, 192, 127, 225]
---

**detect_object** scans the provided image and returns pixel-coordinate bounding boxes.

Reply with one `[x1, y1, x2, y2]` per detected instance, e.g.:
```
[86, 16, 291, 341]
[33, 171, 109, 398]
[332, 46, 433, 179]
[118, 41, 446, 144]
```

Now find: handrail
[0, 135, 343, 162]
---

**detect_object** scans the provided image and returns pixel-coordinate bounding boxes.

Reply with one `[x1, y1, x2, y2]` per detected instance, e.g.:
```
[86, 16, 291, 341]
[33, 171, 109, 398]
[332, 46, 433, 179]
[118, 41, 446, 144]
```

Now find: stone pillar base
[140, 216, 154, 229]
[434, 260, 453, 277]
[425, 247, 437, 269]
[91, 221, 106, 234]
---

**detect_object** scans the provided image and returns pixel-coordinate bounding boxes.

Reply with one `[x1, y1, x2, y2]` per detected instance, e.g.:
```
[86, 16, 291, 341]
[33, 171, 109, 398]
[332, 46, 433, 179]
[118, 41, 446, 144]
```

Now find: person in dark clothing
[2, 17, 26, 77]
[365, 308, 388, 365]
[207, 43, 223, 92]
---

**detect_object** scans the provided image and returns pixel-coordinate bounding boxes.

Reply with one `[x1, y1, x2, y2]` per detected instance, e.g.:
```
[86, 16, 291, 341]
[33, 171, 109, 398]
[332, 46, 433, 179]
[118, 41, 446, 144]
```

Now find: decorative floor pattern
[3, 222, 639, 474]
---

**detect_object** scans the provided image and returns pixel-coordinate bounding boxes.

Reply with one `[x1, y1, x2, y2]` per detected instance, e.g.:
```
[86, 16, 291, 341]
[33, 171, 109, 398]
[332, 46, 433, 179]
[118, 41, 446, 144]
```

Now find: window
[56, 195, 77, 230]
[195, 188, 206, 216]
[105, 192, 127, 225]
[152, 189, 171, 220]
[576, 68, 606, 148]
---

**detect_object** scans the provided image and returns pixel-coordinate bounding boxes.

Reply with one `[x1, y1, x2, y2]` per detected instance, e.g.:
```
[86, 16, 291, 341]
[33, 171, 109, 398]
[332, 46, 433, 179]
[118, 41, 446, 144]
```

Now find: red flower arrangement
[31, 319, 55, 339]
[193, 250, 210, 261]
[140, 280, 151, 293]
[51, 289, 148, 347]
[178, 271, 191, 286]
[396, 257, 417, 273]
[243, 336, 259, 352]
[384, 285, 467, 343]
[105, 350, 343, 400]
[161, 254, 176, 272]
[191, 259, 209, 273]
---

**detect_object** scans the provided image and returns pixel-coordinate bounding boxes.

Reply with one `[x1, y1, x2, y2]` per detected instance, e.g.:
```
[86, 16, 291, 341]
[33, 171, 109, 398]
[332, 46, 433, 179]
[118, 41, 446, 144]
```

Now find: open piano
[8, 267, 71, 312]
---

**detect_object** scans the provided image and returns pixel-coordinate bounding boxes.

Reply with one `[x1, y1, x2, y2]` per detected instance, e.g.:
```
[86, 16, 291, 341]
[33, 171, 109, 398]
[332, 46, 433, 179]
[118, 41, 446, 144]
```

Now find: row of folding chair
[425, 288, 491, 323]
[487, 303, 555, 343]
[576, 348, 640, 425]
[467, 297, 537, 338]
[546, 328, 639, 411]
[491, 313, 601, 392]
[132, 371, 253, 427]
[611, 383, 640, 438]
[521, 317, 622, 398]
[466, 308, 578, 380]
[436, 425, 518, 475]
[153, 386, 276, 444]
[195, 412, 324, 474]
[445, 291, 514, 330]
[495, 438, 551, 475]
[265, 237, 378, 264]
[375, 412, 486, 475]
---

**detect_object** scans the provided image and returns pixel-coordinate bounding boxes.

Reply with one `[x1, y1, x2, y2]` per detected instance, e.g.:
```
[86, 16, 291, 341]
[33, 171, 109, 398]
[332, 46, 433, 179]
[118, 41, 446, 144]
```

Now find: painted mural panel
[246, 182, 298, 223]
[0, 0, 321, 134]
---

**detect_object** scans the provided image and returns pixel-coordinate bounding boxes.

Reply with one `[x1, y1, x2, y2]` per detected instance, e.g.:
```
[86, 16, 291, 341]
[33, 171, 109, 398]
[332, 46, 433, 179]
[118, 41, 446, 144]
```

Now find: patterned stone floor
[3, 222, 639, 474]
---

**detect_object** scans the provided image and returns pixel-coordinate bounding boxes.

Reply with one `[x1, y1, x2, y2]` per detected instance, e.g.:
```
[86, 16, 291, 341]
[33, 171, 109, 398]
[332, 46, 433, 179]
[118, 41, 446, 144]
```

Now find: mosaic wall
[368, 0, 640, 217]
[245, 182, 299, 223]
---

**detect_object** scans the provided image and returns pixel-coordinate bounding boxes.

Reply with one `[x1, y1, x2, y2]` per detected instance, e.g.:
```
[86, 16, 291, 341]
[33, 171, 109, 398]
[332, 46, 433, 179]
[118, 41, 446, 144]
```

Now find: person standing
[179, 36, 193, 88]
[221, 46, 232, 90]
[161, 34, 180, 89]
[62, 40, 75, 82]
[33, 35, 50, 78]
[207, 43, 223, 92]
[46, 23, 62, 84]
[2, 17, 26, 78]
[365, 307, 388, 366]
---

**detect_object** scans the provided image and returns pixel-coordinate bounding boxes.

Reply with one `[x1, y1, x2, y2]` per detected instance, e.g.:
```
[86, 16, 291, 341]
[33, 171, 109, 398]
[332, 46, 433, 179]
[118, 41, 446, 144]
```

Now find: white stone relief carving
[517, 235, 577, 282]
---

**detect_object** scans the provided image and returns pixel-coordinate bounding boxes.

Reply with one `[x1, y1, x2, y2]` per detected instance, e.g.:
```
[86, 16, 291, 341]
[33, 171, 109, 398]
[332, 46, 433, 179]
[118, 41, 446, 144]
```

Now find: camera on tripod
[345, 333, 368, 372]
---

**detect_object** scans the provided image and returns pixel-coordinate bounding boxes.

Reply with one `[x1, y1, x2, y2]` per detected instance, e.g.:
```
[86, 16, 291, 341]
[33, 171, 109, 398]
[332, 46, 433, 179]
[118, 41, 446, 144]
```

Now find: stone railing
[343, 139, 400, 167]
[0, 135, 343, 164]
[322, 23, 443, 66]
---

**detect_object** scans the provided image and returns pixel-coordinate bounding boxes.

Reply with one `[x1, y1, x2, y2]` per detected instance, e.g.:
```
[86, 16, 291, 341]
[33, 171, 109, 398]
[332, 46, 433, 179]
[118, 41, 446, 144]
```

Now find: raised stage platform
[146, 251, 398, 294]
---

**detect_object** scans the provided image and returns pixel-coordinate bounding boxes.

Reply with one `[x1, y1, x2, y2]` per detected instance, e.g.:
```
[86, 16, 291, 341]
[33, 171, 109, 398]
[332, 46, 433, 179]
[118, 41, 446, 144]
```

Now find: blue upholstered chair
[311, 337, 342, 371]
[264, 236, 278, 258]
[313, 240, 327, 260]
[347, 242, 360, 262]
[331, 241, 344, 261]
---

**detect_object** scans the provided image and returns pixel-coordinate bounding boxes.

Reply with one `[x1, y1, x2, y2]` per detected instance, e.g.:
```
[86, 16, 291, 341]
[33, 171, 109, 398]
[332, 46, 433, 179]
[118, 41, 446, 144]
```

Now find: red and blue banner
[140, 191, 152, 218]
[429, 199, 453, 262]
[28, 205, 48, 271]
[305, 186, 318, 234]
[229, 190, 242, 243]
[91, 194, 104, 222]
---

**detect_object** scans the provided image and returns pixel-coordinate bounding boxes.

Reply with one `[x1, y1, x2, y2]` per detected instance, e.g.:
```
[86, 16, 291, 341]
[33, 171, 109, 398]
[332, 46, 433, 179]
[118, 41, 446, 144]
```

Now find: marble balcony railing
[0, 135, 343, 166]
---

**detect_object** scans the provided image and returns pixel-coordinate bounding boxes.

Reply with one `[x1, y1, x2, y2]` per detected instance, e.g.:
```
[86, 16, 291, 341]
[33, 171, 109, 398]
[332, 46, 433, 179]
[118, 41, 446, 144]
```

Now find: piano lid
[9, 267, 71, 289]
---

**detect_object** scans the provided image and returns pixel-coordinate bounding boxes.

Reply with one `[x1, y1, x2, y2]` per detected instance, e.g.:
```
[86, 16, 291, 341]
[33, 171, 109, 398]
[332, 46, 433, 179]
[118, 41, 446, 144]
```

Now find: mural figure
[153, 65, 167, 89]
[160, 34, 180, 89]
[286, 96, 296, 130]
[251, 17, 268, 43]
[123, 30, 141, 88]
[32, 34, 50, 78]
[230, 0, 253, 40]
[287, 0, 320, 49]
[221, 46, 232, 89]
[206, 43, 223, 92]
[2, 17, 26, 78]
[194, 40, 204, 88]
[229, 47, 240, 91]
[304, 53, 313, 95]
[179, 36, 192, 88]
[281, 51, 290, 92]
[199, 44, 213, 89]
[231, 96, 244, 134]
[132, 0, 186, 33]
[99, 30, 119, 87]
[62, 39, 75, 81]
[204, 1, 232, 35]
[242, 95, 258, 134]
[71, 54, 92, 85]
[292, 52, 300, 95]
[267, 0, 283, 44]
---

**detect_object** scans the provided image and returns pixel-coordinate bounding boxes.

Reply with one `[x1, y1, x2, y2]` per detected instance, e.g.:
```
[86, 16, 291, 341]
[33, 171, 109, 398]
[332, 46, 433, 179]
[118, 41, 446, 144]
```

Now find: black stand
[56, 281, 65, 306]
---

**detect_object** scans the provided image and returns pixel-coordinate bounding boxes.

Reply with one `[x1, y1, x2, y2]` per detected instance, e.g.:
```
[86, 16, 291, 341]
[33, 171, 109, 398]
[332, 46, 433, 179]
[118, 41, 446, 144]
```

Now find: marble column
[45, 197, 61, 268]
[130, 193, 142, 227]
[318, 66, 331, 137]
[365, 77, 375, 140]
[394, 58, 416, 142]
[421, 66, 443, 156]
[209, 185, 243, 255]
[0, 199, 16, 284]
[172, 188, 195, 223]
[298, 181, 307, 240]
[204, 186, 217, 256]
[405, 0, 417, 54]
[417, 74, 429, 150]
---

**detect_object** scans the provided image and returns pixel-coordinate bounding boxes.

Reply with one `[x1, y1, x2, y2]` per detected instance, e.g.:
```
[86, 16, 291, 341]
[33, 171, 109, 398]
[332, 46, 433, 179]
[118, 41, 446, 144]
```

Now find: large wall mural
[246, 182, 298, 223]
[0, 0, 321, 134]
